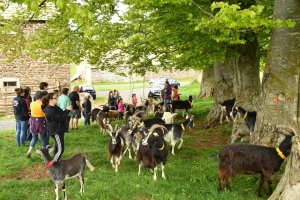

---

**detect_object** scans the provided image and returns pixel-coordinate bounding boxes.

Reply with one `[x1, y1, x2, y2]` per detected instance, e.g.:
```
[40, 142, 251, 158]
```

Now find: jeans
[30, 133, 47, 148]
[16, 120, 28, 146]
[84, 113, 90, 125]
[164, 99, 171, 112]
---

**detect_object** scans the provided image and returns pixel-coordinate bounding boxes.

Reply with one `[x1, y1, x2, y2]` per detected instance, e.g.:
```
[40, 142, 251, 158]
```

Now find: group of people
[12, 83, 87, 168]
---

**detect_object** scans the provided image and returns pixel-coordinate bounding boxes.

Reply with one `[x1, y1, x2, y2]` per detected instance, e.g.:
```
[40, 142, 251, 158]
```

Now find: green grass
[0, 84, 282, 200]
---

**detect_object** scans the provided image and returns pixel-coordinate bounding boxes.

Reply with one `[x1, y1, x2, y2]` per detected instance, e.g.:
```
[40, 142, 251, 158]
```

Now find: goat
[138, 124, 168, 180]
[218, 126, 294, 197]
[161, 114, 195, 155]
[107, 110, 119, 121]
[99, 104, 109, 112]
[162, 112, 177, 124]
[106, 124, 125, 172]
[230, 101, 257, 135]
[97, 110, 110, 134]
[35, 148, 95, 200]
[91, 108, 101, 123]
[115, 124, 135, 159]
[218, 98, 235, 124]
[170, 95, 193, 117]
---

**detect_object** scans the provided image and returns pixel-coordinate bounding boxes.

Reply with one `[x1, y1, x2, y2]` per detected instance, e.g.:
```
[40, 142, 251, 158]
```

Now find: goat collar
[157, 142, 165, 151]
[242, 111, 248, 120]
[276, 148, 286, 159]
[181, 124, 185, 131]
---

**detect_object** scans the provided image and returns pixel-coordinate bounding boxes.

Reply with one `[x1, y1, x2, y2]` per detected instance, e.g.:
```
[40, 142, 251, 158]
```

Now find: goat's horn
[114, 124, 120, 132]
[149, 124, 168, 133]
[104, 124, 113, 132]
[279, 125, 297, 136]
[133, 111, 143, 117]
[233, 100, 243, 107]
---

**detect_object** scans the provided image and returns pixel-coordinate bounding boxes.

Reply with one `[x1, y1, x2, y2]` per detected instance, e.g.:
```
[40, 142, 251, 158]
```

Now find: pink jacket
[118, 102, 124, 112]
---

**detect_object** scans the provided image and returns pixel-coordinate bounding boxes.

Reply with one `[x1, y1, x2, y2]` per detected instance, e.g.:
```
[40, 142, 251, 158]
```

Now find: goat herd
[36, 96, 296, 199]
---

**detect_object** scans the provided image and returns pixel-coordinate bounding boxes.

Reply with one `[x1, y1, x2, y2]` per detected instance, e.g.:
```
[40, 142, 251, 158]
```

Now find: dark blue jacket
[12, 96, 30, 121]
[82, 98, 92, 113]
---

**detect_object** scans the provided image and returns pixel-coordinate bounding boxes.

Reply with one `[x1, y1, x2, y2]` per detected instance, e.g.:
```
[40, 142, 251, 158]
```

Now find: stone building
[0, 3, 70, 114]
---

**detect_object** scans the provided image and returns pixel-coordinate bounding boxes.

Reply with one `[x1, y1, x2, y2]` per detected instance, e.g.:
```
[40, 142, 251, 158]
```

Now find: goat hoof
[256, 193, 262, 198]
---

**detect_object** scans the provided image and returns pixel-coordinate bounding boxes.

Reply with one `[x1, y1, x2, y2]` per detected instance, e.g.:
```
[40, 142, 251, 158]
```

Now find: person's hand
[67, 105, 72, 110]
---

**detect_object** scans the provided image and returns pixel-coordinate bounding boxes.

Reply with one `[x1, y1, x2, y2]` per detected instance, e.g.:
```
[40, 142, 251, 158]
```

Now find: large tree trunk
[254, 0, 300, 199]
[205, 33, 260, 135]
[199, 68, 214, 98]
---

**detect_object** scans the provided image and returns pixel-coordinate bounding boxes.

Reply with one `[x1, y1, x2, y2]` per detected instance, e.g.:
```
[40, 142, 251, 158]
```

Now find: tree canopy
[0, 0, 295, 74]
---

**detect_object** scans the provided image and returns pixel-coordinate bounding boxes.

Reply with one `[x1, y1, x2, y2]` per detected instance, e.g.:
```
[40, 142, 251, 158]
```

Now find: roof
[0, 2, 57, 21]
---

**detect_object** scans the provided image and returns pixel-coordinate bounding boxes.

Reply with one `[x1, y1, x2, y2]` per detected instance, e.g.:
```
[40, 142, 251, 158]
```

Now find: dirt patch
[1, 164, 50, 181]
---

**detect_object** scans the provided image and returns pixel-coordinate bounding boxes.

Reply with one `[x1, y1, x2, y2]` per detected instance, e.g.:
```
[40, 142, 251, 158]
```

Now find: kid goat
[35, 148, 95, 200]
[218, 126, 294, 197]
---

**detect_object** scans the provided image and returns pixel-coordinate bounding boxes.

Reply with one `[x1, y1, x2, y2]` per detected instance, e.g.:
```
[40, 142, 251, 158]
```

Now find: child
[118, 98, 124, 120]
[131, 93, 138, 107]
[172, 85, 179, 100]
[82, 94, 92, 125]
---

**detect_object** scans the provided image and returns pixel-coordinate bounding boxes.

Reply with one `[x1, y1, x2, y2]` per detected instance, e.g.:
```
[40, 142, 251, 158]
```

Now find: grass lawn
[0, 83, 283, 200]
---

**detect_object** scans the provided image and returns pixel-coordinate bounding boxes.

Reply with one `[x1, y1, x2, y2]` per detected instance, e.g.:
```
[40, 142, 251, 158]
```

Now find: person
[69, 86, 82, 130]
[108, 90, 117, 110]
[12, 88, 30, 146]
[131, 93, 138, 107]
[117, 98, 124, 120]
[23, 87, 32, 141]
[34, 82, 48, 101]
[42, 92, 72, 168]
[57, 88, 72, 132]
[172, 85, 179, 100]
[24, 86, 32, 102]
[26, 91, 48, 158]
[82, 94, 92, 125]
[114, 90, 121, 101]
[163, 81, 172, 112]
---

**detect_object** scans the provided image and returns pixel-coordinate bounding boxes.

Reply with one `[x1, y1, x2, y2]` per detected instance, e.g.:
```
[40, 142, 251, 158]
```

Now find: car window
[81, 86, 95, 90]
[151, 83, 164, 89]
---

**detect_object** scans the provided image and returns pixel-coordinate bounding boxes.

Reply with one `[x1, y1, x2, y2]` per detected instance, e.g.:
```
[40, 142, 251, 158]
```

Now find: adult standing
[42, 92, 72, 168]
[12, 88, 30, 146]
[57, 88, 72, 132]
[26, 91, 48, 158]
[69, 86, 82, 130]
[108, 90, 117, 110]
[82, 94, 92, 125]
[163, 81, 172, 112]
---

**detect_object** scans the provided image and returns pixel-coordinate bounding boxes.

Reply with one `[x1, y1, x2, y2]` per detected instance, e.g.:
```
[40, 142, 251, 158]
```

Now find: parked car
[79, 85, 96, 100]
[149, 77, 180, 88]
[148, 83, 165, 99]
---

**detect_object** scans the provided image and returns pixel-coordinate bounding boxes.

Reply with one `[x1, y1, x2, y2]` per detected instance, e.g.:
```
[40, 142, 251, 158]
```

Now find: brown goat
[218, 127, 294, 197]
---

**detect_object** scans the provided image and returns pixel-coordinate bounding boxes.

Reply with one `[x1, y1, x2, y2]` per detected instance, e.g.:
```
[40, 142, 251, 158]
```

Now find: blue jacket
[12, 96, 30, 121]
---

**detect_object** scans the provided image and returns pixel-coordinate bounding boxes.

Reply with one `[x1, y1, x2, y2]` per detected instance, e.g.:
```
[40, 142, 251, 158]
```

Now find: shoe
[26, 152, 31, 158]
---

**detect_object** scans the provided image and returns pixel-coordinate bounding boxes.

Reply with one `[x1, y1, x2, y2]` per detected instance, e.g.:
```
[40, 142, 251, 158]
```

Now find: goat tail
[84, 154, 95, 171]
[85, 158, 95, 172]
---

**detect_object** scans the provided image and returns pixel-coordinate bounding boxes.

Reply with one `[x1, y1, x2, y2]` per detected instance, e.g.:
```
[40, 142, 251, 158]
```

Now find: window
[3, 81, 17, 87]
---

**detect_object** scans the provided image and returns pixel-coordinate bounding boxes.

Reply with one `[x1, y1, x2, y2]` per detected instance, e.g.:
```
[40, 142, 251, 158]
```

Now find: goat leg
[256, 174, 265, 197]
[78, 173, 84, 195]
[153, 166, 157, 181]
[161, 163, 166, 179]
[267, 180, 272, 196]
[178, 138, 183, 150]
[138, 162, 142, 176]
[61, 182, 66, 200]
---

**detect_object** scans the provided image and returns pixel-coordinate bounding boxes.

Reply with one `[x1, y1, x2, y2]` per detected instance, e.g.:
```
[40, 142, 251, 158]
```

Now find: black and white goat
[138, 124, 168, 180]
[218, 126, 295, 197]
[230, 101, 257, 135]
[161, 114, 195, 155]
[170, 95, 193, 117]
[115, 124, 135, 159]
[97, 110, 110, 134]
[35, 148, 95, 200]
[91, 108, 101, 124]
[106, 124, 125, 172]
[218, 98, 235, 124]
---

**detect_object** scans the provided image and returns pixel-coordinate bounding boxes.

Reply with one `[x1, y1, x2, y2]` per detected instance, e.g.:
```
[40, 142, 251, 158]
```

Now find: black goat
[138, 124, 168, 180]
[218, 98, 235, 124]
[91, 108, 101, 123]
[161, 114, 195, 155]
[35, 148, 95, 200]
[170, 95, 193, 117]
[218, 126, 294, 197]
[230, 101, 257, 135]
[106, 124, 125, 172]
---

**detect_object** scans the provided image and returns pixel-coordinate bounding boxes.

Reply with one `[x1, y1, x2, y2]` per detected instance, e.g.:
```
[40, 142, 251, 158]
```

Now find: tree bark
[253, 0, 300, 199]
[199, 68, 214, 98]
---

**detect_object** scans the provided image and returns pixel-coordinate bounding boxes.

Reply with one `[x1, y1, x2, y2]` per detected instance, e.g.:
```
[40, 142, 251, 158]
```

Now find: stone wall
[0, 21, 70, 114]
[91, 67, 201, 82]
